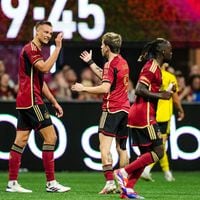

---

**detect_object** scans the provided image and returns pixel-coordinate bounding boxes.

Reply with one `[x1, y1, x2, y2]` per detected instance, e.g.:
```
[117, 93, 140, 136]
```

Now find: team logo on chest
[44, 111, 50, 119]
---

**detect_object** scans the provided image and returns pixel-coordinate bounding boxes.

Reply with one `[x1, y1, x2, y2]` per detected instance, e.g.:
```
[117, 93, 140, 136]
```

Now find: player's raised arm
[80, 50, 103, 80]
[8, 21, 70, 193]
[35, 32, 63, 73]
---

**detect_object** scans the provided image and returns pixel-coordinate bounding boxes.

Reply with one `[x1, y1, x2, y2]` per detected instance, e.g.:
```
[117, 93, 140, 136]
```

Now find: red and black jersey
[16, 42, 44, 109]
[128, 59, 162, 128]
[102, 55, 130, 113]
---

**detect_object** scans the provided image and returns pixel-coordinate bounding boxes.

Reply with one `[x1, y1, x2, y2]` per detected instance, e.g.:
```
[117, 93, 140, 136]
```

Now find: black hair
[138, 38, 169, 62]
[35, 21, 52, 30]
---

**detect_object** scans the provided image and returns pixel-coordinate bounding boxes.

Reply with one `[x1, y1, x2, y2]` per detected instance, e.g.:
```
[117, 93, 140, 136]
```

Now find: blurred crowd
[0, 59, 200, 103]
[48, 64, 102, 101]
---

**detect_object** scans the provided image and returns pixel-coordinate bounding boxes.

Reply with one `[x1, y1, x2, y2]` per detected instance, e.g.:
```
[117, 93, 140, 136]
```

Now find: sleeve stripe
[140, 80, 149, 86]
[33, 58, 43, 65]
[102, 80, 111, 83]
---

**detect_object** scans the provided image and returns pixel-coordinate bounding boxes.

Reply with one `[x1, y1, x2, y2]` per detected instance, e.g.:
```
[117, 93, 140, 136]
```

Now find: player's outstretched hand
[71, 83, 84, 92]
[80, 50, 92, 63]
[55, 32, 63, 49]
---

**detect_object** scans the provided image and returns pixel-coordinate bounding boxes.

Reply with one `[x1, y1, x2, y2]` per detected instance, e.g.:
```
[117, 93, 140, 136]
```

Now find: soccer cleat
[6, 180, 32, 193]
[114, 169, 128, 190]
[120, 187, 145, 199]
[46, 180, 71, 192]
[164, 171, 175, 182]
[99, 181, 117, 194]
[140, 171, 155, 182]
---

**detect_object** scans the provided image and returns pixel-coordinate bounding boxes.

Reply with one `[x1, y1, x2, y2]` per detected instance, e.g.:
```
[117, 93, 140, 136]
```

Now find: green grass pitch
[0, 171, 199, 200]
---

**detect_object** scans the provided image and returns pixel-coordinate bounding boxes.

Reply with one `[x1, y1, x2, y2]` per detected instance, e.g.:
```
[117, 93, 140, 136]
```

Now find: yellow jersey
[156, 69, 178, 122]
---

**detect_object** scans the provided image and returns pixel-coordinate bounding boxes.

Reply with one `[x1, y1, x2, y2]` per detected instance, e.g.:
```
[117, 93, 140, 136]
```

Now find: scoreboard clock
[0, 0, 105, 41]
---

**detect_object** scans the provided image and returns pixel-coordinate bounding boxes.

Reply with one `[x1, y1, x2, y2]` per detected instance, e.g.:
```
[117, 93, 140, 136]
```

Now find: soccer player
[141, 63, 185, 182]
[6, 21, 71, 193]
[115, 38, 174, 199]
[71, 32, 130, 194]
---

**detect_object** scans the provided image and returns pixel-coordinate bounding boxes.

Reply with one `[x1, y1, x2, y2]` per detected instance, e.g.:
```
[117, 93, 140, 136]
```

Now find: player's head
[34, 21, 53, 45]
[101, 32, 122, 58]
[138, 38, 172, 63]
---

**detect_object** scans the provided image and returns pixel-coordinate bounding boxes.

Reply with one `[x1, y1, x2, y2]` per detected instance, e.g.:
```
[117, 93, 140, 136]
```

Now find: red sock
[9, 144, 23, 180]
[125, 152, 154, 174]
[42, 144, 55, 182]
[104, 170, 114, 181]
[126, 167, 144, 188]
[103, 164, 114, 181]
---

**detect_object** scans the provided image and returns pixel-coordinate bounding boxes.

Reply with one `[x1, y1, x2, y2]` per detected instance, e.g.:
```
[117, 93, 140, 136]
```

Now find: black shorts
[158, 121, 170, 134]
[129, 123, 163, 147]
[17, 104, 53, 131]
[98, 111, 128, 138]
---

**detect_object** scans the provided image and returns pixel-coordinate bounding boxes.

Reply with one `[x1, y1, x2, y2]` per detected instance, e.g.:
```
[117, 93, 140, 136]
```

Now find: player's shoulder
[143, 59, 160, 73]
[162, 70, 176, 81]
[24, 42, 38, 53]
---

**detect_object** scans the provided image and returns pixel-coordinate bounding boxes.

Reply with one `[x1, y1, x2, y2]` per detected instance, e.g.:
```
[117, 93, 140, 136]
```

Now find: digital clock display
[0, 0, 105, 42]
[1, 0, 200, 43]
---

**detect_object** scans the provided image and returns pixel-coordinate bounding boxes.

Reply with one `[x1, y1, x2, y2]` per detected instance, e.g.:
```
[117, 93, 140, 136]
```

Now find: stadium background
[0, 0, 200, 171]
[0, 102, 199, 171]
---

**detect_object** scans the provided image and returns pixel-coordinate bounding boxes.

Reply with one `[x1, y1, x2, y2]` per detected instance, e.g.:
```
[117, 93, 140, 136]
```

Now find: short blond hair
[102, 32, 122, 54]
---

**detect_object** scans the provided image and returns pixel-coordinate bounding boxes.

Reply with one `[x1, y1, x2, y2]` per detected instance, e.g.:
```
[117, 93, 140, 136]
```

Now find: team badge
[44, 111, 50, 119]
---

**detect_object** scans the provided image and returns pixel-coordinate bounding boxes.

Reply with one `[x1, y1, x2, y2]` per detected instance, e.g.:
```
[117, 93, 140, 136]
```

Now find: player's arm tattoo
[96, 66, 103, 73]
